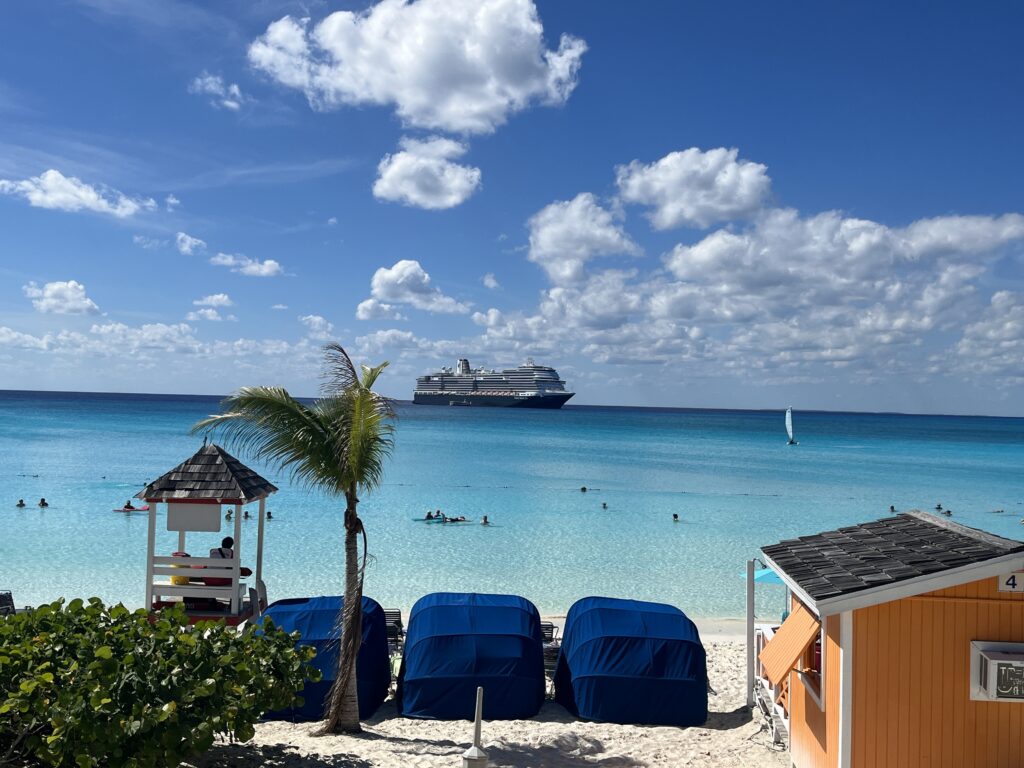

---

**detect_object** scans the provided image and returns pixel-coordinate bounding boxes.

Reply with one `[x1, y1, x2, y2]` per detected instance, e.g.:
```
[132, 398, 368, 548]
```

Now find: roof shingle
[138, 443, 277, 503]
[762, 511, 1024, 602]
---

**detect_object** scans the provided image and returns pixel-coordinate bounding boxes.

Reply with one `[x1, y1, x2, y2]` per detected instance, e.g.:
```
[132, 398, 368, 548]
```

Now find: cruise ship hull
[412, 392, 574, 409]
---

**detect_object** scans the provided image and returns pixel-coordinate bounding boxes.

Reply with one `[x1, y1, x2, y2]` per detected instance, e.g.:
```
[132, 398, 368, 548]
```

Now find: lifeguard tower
[137, 442, 277, 625]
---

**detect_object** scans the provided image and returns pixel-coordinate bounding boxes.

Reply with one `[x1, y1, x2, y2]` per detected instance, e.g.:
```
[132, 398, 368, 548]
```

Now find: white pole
[232, 503, 242, 614]
[256, 497, 266, 588]
[461, 686, 487, 768]
[746, 559, 755, 708]
[146, 501, 157, 610]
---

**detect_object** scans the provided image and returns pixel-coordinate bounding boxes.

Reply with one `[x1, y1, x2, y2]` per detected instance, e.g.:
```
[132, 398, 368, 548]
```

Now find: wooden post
[146, 501, 157, 610]
[177, 530, 186, 552]
[256, 498, 266, 588]
[232, 503, 242, 614]
[746, 559, 755, 708]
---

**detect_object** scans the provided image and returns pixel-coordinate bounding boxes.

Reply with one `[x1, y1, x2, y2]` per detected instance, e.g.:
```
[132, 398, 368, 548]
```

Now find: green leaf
[94, 646, 113, 660]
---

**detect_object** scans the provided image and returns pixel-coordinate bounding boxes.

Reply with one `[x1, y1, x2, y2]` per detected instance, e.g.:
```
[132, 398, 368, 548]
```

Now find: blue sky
[2, 0, 1023, 415]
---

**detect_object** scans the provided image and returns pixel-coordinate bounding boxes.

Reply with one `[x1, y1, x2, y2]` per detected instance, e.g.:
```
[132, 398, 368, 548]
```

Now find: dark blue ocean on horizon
[1, 389, 1022, 619]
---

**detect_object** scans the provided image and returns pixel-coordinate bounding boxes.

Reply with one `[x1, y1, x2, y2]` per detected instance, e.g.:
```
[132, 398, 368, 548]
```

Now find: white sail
[785, 407, 794, 442]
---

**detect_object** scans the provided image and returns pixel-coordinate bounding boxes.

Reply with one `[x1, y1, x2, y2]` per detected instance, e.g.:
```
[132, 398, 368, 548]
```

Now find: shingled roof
[137, 443, 278, 503]
[762, 511, 1024, 609]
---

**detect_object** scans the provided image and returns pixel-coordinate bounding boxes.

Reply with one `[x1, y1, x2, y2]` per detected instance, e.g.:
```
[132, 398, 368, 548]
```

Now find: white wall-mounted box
[970, 641, 1024, 702]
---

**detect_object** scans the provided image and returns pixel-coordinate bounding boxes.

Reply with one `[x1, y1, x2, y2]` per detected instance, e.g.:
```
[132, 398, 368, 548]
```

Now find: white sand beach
[187, 634, 788, 768]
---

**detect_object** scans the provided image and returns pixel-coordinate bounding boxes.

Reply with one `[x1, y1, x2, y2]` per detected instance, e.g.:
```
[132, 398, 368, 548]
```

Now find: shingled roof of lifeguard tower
[137, 443, 277, 503]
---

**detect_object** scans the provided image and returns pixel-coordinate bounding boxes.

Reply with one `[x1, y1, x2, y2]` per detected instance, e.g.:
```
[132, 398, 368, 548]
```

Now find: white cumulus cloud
[176, 232, 206, 255]
[210, 253, 284, 277]
[356, 298, 406, 321]
[186, 308, 224, 322]
[373, 137, 481, 210]
[247, 0, 586, 134]
[193, 293, 233, 307]
[527, 192, 640, 284]
[165, 194, 180, 211]
[22, 280, 100, 315]
[955, 291, 1024, 380]
[362, 259, 469, 315]
[616, 147, 771, 229]
[188, 72, 247, 110]
[299, 314, 334, 340]
[0, 169, 155, 218]
[472, 308, 504, 327]
[482, 273, 500, 290]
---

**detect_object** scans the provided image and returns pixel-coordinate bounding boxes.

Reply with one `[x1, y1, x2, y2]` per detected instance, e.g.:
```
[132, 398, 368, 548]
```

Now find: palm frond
[191, 387, 347, 493]
[321, 343, 359, 396]
[192, 347, 396, 500]
[314, 390, 395, 494]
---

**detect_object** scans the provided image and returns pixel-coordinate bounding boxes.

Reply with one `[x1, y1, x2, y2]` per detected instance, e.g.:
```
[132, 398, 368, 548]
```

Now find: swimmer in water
[267, 509, 273, 520]
[672, 513, 679, 522]
[243, 509, 250, 520]
[38, 498, 48, 508]
[580, 486, 588, 493]
[889, 505, 896, 513]
[225, 510, 233, 520]
[426, 511, 434, 520]
[481, 515, 490, 525]
[602, 502, 608, 509]
[16, 499, 26, 508]
[123, 500, 136, 511]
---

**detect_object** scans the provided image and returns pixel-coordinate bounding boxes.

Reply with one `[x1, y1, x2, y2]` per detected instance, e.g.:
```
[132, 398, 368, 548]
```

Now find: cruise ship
[413, 359, 575, 408]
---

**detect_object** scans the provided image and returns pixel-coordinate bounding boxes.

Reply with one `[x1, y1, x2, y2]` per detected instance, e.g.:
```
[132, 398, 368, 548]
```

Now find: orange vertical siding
[850, 576, 1024, 768]
[790, 614, 841, 768]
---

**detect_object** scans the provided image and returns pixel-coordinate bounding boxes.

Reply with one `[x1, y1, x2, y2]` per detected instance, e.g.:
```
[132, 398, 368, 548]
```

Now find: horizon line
[0, 387, 1021, 421]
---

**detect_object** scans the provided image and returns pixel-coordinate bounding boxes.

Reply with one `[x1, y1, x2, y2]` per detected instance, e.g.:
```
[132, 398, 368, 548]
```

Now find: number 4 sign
[998, 572, 1024, 592]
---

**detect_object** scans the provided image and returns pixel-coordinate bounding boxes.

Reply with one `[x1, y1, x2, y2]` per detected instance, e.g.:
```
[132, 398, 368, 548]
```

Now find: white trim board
[838, 611, 853, 768]
[761, 550, 1024, 618]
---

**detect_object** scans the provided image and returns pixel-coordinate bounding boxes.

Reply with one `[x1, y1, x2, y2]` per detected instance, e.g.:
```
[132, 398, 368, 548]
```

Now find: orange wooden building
[748, 511, 1024, 768]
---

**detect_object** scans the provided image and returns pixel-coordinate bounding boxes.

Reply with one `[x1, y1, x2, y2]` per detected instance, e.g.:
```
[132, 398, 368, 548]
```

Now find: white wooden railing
[754, 624, 791, 731]
[149, 555, 245, 615]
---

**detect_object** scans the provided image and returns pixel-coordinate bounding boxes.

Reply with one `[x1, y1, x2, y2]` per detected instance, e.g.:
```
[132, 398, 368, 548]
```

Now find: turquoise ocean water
[1, 390, 1022, 619]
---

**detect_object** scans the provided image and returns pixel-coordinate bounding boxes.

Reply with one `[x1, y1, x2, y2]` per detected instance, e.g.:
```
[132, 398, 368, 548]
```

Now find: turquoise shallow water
[1, 391, 1022, 619]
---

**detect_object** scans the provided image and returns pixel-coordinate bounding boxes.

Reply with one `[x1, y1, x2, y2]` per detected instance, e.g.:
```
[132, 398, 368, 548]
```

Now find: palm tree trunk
[322, 492, 364, 733]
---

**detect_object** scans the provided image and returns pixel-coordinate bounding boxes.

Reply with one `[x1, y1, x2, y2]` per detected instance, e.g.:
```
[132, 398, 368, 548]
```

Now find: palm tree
[192, 343, 394, 734]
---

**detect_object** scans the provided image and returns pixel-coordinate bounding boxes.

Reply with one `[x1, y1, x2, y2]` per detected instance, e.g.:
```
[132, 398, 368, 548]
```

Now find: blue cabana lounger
[396, 592, 545, 720]
[262, 595, 390, 721]
[554, 596, 708, 726]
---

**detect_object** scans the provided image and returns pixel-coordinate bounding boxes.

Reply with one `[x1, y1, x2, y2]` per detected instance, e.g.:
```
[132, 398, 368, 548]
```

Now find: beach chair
[0, 590, 15, 617]
[540, 621, 559, 644]
[540, 622, 561, 696]
[384, 608, 404, 651]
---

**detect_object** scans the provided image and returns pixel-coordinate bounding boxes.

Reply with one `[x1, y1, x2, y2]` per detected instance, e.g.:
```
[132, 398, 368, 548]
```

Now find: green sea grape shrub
[0, 598, 319, 767]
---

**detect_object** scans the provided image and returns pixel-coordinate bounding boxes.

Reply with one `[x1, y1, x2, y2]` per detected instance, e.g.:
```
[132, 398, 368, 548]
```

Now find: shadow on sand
[484, 734, 647, 767]
[703, 705, 753, 731]
[186, 743, 372, 768]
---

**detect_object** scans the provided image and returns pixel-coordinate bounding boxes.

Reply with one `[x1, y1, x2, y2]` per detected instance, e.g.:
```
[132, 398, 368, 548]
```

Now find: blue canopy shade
[396, 592, 545, 720]
[262, 595, 390, 721]
[554, 596, 708, 726]
[752, 568, 784, 585]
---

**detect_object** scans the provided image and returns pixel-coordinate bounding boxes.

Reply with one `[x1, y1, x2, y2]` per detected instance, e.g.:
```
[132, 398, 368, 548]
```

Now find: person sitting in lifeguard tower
[211, 536, 234, 559]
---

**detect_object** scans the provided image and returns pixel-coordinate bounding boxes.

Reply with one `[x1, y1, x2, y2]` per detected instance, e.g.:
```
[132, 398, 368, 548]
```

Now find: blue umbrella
[753, 568, 784, 585]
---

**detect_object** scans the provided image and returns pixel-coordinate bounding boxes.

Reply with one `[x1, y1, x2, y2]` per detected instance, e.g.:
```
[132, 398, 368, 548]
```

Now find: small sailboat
[785, 407, 798, 445]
